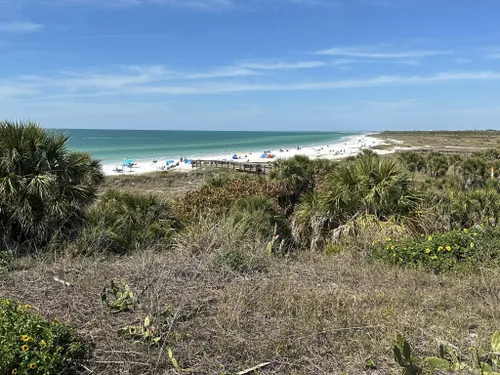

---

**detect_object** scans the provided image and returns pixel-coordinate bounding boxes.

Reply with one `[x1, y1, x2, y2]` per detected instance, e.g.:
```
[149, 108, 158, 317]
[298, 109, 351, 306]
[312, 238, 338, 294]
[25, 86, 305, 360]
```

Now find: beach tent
[184, 159, 192, 164]
[166, 159, 175, 165]
[123, 159, 134, 167]
[232, 154, 238, 160]
[260, 153, 268, 158]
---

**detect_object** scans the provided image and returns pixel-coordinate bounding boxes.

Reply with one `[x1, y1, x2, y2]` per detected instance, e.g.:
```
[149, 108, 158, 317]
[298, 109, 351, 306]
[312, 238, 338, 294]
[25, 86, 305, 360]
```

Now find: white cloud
[40, 0, 335, 9]
[110, 71, 500, 96]
[6, 67, 500, 99]
[361, 99, 421, 111]
[315, 45, 454, 58]
[361, 0, 394, 6]
[239, 61, 327, 70]
[16, 65, 259, 92]
[0, 21, 44, 33]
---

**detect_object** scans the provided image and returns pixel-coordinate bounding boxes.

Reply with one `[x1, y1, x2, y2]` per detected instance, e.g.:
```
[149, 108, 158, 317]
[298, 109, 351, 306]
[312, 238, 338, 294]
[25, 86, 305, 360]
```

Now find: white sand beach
[102, 133, 402, 176]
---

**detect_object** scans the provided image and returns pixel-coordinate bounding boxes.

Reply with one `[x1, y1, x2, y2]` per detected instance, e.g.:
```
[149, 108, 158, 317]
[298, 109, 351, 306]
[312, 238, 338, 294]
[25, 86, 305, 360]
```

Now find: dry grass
[374, 130, 500, 149]
[99, 168, 240, 199]
[2, 246, 500, 374]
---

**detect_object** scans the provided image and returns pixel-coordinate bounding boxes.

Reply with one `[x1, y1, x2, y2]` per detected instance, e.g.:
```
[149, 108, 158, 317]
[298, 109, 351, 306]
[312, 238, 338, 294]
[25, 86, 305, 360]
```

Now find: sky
[0, 0, 499, 131]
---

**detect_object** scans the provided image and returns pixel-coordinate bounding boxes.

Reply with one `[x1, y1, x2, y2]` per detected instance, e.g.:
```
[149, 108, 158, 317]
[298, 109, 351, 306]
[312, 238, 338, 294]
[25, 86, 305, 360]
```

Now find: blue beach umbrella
[166, 159, 175, 165]
[123, 159, 134, 167]
[232, 154, 238, 160]
[260, 153, 268, 158]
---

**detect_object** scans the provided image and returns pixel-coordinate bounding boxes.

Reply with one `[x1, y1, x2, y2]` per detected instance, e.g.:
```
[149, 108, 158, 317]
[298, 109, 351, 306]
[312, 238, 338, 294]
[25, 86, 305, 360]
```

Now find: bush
[229, 195, 287, 238]
[176, 178, 289, 222]
[291, 154, 419, 249]
[0, 300, 93, 374]
[71, 190, 181, 255]
[0, 250, 13, 273]
[425, 152, 449, 178]
[373, 226, 500, 272]
[0, 121, 103, 252]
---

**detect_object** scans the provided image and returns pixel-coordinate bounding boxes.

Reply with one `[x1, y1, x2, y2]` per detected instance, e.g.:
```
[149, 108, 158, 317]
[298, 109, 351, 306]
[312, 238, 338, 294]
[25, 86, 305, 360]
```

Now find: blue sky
[0, 0, 499, 131]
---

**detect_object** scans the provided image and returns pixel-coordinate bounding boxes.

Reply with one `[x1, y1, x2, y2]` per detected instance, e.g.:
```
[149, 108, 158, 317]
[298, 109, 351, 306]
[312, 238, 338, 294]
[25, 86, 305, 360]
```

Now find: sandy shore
[102, 133, 398, 176]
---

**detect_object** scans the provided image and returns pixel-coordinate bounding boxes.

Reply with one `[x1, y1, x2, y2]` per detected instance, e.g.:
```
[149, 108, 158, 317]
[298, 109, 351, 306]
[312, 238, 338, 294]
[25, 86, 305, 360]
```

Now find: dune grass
[2, 246, 500, 374]
[4, 126, 500, 374]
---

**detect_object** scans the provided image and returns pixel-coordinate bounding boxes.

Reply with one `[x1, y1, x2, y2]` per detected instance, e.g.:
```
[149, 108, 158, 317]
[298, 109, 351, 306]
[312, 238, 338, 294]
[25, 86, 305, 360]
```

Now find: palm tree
[291, 154, 419, 248]
[397, 151, 425, 178]
[457, 156, 488, 189]
[269, 155, 313, 201]
[425, 152, 449, 178]
[0, 121, 104, 251]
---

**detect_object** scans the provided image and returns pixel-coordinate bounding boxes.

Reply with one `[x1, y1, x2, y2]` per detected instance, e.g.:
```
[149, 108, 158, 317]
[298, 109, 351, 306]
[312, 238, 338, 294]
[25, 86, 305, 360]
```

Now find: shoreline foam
[102, 133, 398, 176]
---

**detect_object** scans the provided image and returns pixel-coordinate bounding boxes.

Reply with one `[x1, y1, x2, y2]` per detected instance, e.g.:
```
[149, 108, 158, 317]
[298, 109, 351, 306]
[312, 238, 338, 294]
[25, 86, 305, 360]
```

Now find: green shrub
[229, 196, 287, 238]
[374, 226, 500, 272]
[217, 250, 249, 272]
[0, 250, 13, 273]
[71, 190, 181, 255]
[203, 172, 249, 188]
[176, 179, 289, 222]
[0, 300, 93, 375]
[0, 121, 103, 253]
[425, 152, 449, 178]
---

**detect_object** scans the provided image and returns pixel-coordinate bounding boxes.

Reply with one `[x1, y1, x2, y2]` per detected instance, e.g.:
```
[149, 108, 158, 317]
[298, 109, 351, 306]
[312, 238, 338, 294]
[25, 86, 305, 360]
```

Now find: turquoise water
[59, 129, 361, 164]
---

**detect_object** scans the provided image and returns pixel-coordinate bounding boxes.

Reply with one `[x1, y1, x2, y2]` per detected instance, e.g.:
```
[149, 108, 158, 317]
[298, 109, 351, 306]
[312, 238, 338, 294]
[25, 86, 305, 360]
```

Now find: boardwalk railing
[191, 159, 272, 174]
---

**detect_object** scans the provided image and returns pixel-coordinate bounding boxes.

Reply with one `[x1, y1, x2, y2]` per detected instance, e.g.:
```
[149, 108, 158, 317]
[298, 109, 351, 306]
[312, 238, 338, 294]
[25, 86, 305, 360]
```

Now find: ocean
[59, 129, 361, 165]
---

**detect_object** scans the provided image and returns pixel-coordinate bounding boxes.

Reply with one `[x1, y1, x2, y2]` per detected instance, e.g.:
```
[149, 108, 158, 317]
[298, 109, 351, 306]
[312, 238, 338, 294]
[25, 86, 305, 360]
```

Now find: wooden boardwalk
[191, 159, 272, 174]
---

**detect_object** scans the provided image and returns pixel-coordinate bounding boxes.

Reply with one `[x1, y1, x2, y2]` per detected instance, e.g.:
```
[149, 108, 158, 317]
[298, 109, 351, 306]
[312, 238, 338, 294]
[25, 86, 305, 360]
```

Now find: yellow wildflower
[24, 304, 31, 309]
[463, 228, 468, 233]
[40, 340, 47, 346]
[446, 245, 452, 251]
[50, 321, 55, 326]
[21, 345, 29, 352]
[470, 243, 475, 248]
[428, 236, 433, 241]
[29, 363, 37, 369]
[12, 369, 18, 375]
[425, 248, 431, 254]
[390, 245, 395, 250]
[438, 246, 444, 252]
[431, 255, 438, 260]
[20, 335, 31, 342]
[473, 233, 478, 237]
[386, 237, 392, 242]
[420, 234, 425, 237]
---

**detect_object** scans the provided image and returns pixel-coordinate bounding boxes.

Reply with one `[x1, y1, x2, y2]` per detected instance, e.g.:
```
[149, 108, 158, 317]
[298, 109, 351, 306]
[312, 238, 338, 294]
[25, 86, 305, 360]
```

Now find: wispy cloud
[39, 0, 336, 10]
[238, 60, 327, 70]
[361, 0, 394, 7]
[361, 99, 421, 111]
[7, 69, 500, 99]
[456, 58, 472, 64]
[0, 21, 44, 33]
[121, 71, 500, 96]
[16, 65, 259, 92]
[315, 45, 454, 58]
